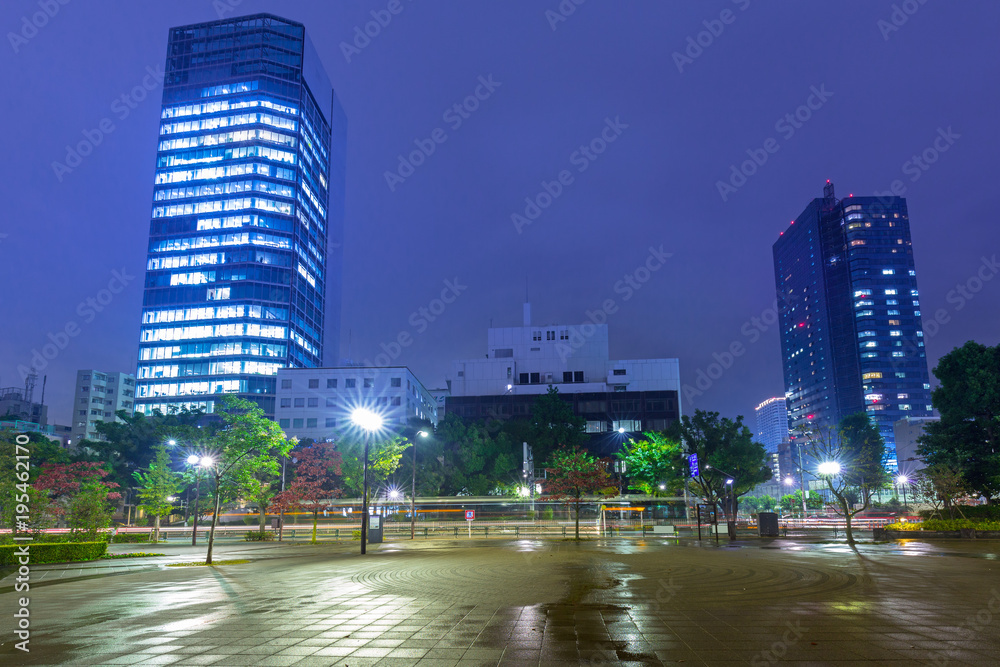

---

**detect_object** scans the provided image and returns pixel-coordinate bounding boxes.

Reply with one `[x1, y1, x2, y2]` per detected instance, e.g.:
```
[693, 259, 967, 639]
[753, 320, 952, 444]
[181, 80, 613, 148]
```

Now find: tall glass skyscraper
[135, 14, 345, 417]
[754, 397, 789, 455]
[773, 182, 932, 469]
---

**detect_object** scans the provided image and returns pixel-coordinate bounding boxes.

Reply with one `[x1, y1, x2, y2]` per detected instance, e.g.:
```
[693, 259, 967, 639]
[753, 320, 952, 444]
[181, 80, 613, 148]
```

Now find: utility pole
[796, 440, 808, 518]
[523, 442, 534, 514]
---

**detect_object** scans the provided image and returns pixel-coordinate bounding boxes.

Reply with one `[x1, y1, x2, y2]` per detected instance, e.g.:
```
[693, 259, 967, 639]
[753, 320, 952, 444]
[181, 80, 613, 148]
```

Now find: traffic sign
[465, 510, 475, 520]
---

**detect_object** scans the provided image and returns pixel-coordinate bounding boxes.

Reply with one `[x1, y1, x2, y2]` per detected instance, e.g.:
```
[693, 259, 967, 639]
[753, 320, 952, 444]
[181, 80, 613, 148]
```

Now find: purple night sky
[1, 1, 997, 427]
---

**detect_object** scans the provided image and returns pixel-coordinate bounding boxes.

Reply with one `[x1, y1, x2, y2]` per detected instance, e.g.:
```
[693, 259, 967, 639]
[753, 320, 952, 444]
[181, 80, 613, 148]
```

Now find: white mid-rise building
[70, 370, 137, 444]
[274, 366, 438, 441]
[755, 397, 790, 455]
[449, 303, 681, 399]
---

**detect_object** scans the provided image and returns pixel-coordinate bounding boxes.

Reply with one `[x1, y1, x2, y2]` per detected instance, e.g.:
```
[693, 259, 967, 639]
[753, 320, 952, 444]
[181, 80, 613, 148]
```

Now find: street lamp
[186, 453, 210, 546]
[817, 461, 841, 476]
[618, 427, 625, 434]
[351, 407, 383, 555]
[896, 474, 909, 512]
[411, 430, 428, 539]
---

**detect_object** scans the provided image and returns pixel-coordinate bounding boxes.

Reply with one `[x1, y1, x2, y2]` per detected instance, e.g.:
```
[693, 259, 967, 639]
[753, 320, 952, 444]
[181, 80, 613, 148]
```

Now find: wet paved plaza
[2, 536, 999, 665]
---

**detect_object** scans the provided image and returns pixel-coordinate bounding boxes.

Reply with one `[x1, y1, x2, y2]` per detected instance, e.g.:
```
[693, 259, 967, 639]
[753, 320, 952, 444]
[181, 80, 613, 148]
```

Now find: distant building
[0, 383, 47, 426]
[893, 415, 938, 475]
[446, 305, 681, 454]
[754, 397, 789, 454]
[773, 182, 933, 469]
[274, 366, 438, 441]
[70, 371, 137, 443]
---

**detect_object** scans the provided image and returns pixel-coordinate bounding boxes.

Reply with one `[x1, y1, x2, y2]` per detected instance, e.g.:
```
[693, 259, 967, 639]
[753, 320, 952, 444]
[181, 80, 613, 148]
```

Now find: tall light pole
[186, 454, 205, 546]
[412, 430, 428, 539]
[351, 408, 383, 555]
[896, 475, 909, 512]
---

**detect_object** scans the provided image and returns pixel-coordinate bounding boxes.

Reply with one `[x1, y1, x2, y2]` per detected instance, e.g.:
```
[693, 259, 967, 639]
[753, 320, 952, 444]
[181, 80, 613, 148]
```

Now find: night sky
[2, 1, 998, 429]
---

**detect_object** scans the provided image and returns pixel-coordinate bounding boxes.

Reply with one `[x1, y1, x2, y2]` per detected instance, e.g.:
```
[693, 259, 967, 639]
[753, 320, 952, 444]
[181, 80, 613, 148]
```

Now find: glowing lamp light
[199, 456, 214, 468]
[351, 407, 383, 432]
[167, 439, 176, 446]
[659, 483, 666, 491]
[818, 461, 841, 476]
[784, 477, 794, 485]
[388, 489, 401, 500]
[618, 427, 625, 434]
[725, 479, 734, 485]
[896, 475, 909, 485]
[186, 454, 200, 465]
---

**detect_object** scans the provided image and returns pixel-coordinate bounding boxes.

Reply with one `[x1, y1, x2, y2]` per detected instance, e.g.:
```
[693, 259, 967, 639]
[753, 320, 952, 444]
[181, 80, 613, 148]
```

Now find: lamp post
[351, 408, 383, 555]
[706, 465, 738, 540]
[412, 430, 428, 539]
[896, 475, 909, 513]
[186, 454, 208, 546]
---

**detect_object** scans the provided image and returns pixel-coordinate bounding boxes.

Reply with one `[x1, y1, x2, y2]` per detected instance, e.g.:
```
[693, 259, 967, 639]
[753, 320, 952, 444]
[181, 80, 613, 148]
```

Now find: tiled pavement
[1, 537, 999, 665]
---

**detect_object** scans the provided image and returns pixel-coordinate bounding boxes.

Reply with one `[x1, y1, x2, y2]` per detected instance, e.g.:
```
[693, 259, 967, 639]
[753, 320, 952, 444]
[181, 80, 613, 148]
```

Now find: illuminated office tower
[773, 182, 933, 469]
[135, 14, 345, 416]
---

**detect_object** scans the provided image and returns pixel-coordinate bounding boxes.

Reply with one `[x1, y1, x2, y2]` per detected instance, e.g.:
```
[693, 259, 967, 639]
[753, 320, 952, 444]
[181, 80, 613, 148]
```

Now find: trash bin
[367, 514, 383, 544]
[758, 512, 779, 537]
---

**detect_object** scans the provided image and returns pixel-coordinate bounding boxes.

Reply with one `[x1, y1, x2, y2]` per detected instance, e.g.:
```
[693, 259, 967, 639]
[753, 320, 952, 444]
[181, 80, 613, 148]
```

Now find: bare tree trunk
[205, 476, 222, 565]
[153, 514, 161, 543]
[259, 504, 266, 536]
[312, 509, 318, 543]
[574, 497, 581, 539]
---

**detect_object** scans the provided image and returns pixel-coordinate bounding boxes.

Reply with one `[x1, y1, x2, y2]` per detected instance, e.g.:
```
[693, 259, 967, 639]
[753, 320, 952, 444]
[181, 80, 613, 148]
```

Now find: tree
[203, 397, 293, 564]
[527, 386, 586, 466]
[428, 415, 520, 496]
[669, 410, 772, 528]
[272, 441, 343, 542]
[918, 341, 1000, 502]
[132, 444, 182, 542]
[34, 462, 121, 537]
[544, 447, 614, 539]
[616, 432, 684, 496]
[337, 436, 410, 501]
[779, 490, 823, 512]
[799, 413, 891, 545]
[915, 464, 969, 519]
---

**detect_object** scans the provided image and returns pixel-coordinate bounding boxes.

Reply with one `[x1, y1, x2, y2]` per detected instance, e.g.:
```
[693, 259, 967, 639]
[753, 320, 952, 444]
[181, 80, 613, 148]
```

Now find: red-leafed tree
[272, 442, 344, 543]
[544, 447, 614, 539]
[35, 462, 121, 537]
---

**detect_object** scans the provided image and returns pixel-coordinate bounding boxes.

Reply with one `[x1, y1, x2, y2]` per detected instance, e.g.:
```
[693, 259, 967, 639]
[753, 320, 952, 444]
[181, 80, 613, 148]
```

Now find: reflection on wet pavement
[1, 537, 998, 665]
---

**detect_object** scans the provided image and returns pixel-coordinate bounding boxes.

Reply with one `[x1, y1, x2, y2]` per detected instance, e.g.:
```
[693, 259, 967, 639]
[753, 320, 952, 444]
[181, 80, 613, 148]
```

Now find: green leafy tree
[68, 482, 119, 539]
[616, 432, 684, 496]
[202, 397, 293, 564]
[336, 436, 410, 504]
[779, 490, 823, 512]
[918, 341, 1000, 502]
[799, 412, 891, 544]
[915, 464, 970, 519]
[527, 386, 586, 466]
[544, 447, 614, 539]
[429, 415, 519, 496]
[132, 444, 183, 542]
[669, 410, 772, 525]
[273, 441, 344, 542]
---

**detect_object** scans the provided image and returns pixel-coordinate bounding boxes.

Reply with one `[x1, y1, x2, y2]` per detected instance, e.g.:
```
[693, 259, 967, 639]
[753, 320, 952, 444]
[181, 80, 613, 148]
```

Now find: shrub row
[244, 530, 275, 542]
[0, 541, 108, 566]
[886, 518, 1000, 532]
[112, 533, 153, 544]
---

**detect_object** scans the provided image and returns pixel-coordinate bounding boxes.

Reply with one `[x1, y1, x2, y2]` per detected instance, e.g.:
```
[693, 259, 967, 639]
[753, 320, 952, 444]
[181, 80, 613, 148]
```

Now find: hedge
[0, 541, 108, 566]
[886, 518, 1000, 532]
[112, 533, 154, 544]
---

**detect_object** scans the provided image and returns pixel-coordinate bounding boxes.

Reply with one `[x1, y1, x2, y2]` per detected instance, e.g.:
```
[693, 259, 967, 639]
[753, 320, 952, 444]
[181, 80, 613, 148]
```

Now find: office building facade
[274, 366, 438, 441]
[135, 14, 345, 417]
[773, 182, 933, 468]
[754, 396, 789, 455]
[70, 370, 136, 444]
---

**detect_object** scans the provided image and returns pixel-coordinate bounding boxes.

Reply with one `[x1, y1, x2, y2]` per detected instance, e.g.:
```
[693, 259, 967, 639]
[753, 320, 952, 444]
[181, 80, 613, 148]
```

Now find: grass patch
[100, 552, 166, 559]
[167, 559, 250, 567]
